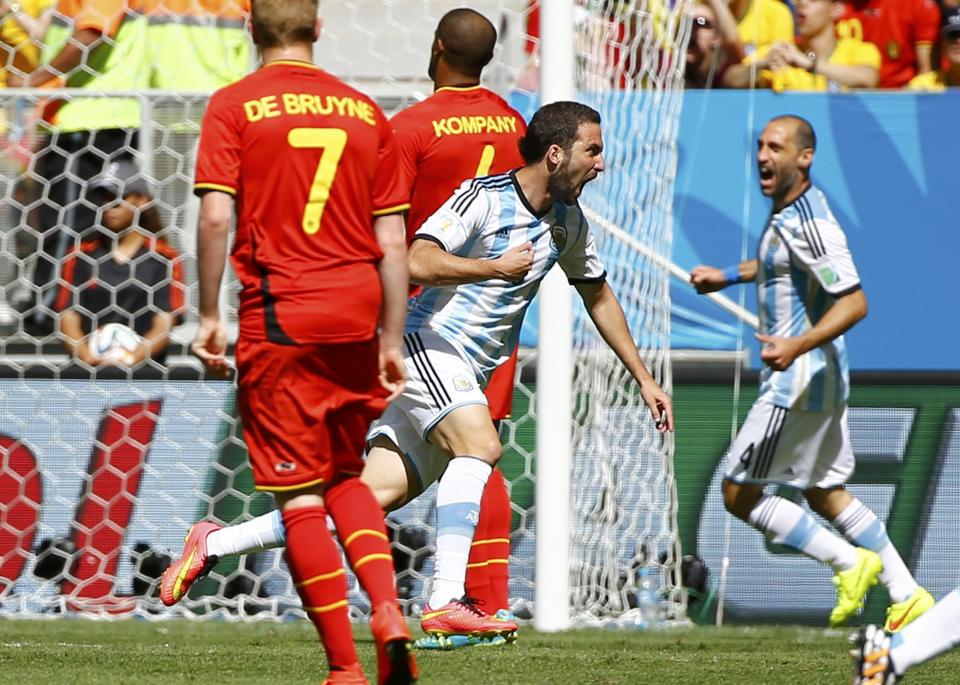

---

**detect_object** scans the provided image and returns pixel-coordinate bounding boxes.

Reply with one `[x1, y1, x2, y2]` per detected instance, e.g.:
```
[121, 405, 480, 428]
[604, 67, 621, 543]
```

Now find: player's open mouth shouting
[758, 164, 776, 194]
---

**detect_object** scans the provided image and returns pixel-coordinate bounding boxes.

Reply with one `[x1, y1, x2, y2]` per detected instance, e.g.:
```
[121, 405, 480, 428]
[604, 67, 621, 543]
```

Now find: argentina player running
[366, 101, 673, 639]
[691, 115, 931, 631]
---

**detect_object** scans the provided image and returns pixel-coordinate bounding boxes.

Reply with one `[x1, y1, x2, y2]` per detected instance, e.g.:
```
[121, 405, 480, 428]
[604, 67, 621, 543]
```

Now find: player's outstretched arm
[408, 239, 533, 286]
[373, 213, 409, 401]
[575, 281, 673, 432]
[690, 259, 757, 293]
[758, 287, 868, 371]
[192, 191, 233, 378]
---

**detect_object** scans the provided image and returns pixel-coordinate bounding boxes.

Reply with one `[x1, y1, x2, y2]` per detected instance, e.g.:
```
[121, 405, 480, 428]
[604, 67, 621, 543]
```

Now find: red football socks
[282, 505, 357, 670]
[465, 467, 511, 612]
[326, 476, 397, 608]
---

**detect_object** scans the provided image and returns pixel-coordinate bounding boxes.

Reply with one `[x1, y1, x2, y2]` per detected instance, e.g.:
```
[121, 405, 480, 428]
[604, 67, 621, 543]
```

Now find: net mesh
[0, 0, 691, 624]
[566, 0, 691, 623]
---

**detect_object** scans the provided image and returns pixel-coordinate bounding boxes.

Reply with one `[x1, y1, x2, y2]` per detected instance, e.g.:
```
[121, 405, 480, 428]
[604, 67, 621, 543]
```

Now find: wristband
[722, 265, 743, 285]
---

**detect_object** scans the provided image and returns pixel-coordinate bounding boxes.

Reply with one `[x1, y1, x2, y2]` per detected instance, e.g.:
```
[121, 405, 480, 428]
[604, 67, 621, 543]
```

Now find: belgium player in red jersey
[391, 8, 525, 636]
[185, 2, 416, 683]
[161, 5, 523, 652]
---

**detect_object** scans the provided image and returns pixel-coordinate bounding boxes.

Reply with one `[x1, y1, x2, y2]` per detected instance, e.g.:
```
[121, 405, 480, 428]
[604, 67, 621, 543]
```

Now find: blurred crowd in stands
[523, 0, 960, 91]
[685, 0, 960, 91]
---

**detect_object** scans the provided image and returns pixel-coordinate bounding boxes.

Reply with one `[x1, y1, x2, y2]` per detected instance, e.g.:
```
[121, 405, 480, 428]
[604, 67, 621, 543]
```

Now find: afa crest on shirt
[769, 234, 781, 250]
[550, 224, 568, 252]
[452, 374, 475, 392]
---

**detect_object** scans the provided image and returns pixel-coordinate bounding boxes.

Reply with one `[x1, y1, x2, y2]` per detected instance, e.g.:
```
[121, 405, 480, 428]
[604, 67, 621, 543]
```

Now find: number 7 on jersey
[287, 127, 347, 235]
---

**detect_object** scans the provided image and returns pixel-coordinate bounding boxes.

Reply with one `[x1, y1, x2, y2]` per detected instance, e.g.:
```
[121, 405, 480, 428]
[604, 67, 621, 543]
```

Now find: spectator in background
[686, 0, 745, 88]
[726, 0, 880, 90]
[56, 159, 184, 366]
[0, 0, 54, 87]
[9, 0, 148, 334]
[728, 0, 795, 62]
[142, 0, 250, 89]
[837, 0, 941, 88]
[934, 0, 959, 67]
[908, 5, 960, 89]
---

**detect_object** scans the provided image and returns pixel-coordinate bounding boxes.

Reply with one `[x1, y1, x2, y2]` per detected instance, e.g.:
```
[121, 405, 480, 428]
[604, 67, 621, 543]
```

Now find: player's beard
[547, 157, 579, 205]
[774, 166, 800, 202]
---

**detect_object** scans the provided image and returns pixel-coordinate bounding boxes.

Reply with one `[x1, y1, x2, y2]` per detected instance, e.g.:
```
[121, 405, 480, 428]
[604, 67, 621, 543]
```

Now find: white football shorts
[366, 328, 488, 492]
[724, 400, 854, 489]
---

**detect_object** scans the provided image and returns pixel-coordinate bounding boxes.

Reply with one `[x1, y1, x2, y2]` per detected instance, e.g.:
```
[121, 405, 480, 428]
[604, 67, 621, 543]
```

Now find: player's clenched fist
[640, 380, 674, 433]
[756, 333, 804, 372]
[690, 265, 727, 294]
[493, 241, 534, 281]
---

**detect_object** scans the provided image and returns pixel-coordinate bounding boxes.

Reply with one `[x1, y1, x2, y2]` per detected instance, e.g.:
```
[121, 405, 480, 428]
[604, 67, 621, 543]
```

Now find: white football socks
[205, 509, 286, 558]
[748, 494, 858, 571]
[890, 589, 960, 675]
[428, 456, 492, 608]
[832, 498, 918, 603]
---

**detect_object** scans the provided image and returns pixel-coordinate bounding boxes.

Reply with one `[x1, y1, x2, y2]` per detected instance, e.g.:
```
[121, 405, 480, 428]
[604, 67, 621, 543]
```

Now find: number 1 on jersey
[475, 144, 495, 177]
[288, 127, 348, 235]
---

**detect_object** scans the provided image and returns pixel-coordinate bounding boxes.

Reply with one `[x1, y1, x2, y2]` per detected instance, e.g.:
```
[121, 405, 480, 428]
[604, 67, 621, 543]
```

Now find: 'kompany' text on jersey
[431, 115, 520, 138]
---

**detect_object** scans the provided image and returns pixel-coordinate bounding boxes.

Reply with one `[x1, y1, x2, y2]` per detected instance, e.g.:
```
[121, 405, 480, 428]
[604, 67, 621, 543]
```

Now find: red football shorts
[235, 338, 388, 492]
[484, 346, 519, 421]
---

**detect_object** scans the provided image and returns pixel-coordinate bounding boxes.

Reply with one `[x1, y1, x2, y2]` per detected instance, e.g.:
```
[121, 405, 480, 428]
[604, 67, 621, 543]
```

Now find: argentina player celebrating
[691, 115, 931, 632]
[367, 101, 673, 638]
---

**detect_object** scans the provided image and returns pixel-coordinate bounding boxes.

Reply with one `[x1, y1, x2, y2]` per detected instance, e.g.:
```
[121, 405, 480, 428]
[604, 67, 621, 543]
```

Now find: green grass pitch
[1, 619, 958, 684]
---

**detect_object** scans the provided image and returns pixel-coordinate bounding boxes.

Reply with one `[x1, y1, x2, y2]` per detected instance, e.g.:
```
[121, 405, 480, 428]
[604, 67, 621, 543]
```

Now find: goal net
[564, 0, 690, 624]
[0, 0, 691, 624]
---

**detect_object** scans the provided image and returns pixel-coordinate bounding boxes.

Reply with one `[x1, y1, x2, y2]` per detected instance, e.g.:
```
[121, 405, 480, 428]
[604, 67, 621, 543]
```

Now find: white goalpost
[534, 0, 695, 628]
[534, 0, 576, 634]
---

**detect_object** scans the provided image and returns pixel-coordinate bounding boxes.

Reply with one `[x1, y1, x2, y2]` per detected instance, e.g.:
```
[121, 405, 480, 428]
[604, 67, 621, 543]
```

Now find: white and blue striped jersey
[757, 185, 861, 411]
[407, 171, 606, 381]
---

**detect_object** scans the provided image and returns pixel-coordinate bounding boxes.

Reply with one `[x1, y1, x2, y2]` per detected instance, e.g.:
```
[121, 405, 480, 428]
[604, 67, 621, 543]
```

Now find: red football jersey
[837, 0, 941, 88]
[194, 60, 409, 344]
[390, 86, 526, 241]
